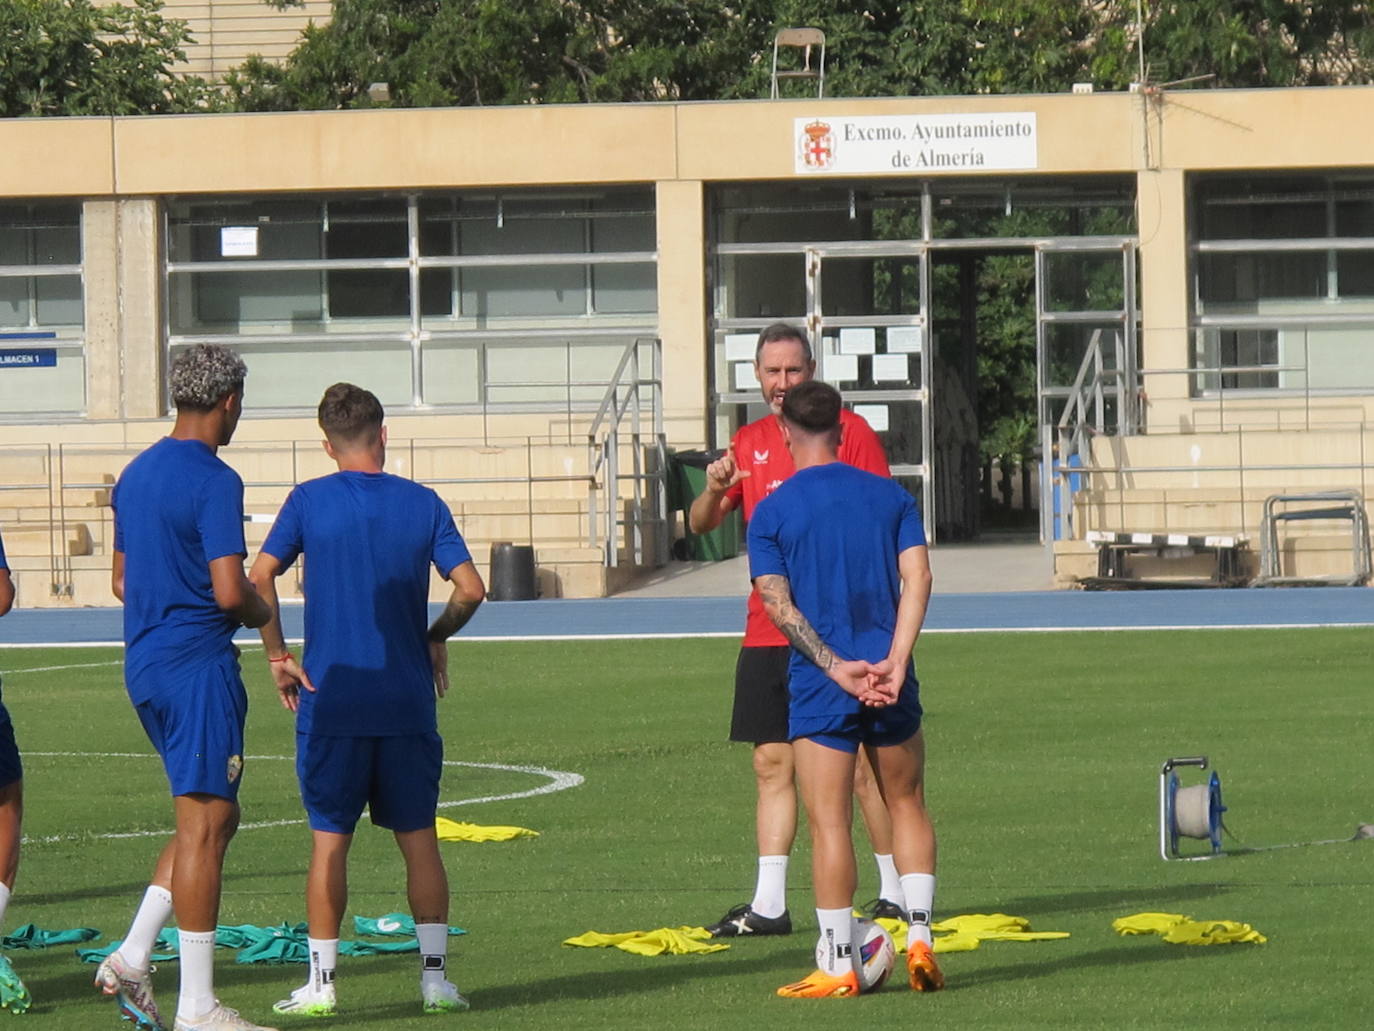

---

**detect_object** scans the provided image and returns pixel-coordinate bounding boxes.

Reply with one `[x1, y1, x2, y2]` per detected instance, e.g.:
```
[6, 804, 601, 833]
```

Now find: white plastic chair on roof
[771, 28, 826, 99]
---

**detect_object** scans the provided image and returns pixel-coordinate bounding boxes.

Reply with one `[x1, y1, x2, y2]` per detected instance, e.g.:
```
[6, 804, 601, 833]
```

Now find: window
[0, 202, 85, 415]
[1191, 173, 1374, 394]
[166, 189, 658, 409]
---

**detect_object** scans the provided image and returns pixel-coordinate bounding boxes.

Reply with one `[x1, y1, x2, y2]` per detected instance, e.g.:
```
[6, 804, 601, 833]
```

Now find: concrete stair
[1054, 427, 1374, 586]
[1, 438, 660, 607]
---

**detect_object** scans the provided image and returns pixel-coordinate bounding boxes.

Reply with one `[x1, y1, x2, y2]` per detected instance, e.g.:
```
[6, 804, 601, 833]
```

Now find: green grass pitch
[0, 627, 1370, 1028]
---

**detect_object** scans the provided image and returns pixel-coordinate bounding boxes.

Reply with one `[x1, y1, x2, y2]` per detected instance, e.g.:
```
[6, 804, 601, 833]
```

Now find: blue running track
[1, 587, 1371, 646]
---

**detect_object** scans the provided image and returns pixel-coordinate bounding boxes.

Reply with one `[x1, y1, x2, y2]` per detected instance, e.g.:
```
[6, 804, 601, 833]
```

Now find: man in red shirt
[689, 322, 904, 936]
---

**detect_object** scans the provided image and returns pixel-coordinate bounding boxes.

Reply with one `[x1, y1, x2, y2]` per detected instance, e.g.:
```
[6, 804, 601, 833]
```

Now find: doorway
[708, 178, 1139, 545]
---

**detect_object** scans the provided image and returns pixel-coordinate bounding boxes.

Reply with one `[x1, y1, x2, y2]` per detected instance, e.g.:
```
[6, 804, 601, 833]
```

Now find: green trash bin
[669, 449, 742, 561]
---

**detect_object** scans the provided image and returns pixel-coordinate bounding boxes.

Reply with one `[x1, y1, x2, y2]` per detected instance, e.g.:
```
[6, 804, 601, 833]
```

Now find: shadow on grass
[954, 882, 1233, 919]
[950, 939, 1250, 990]
[23, 878, 173, 908]
[303, 948, 802, 1022]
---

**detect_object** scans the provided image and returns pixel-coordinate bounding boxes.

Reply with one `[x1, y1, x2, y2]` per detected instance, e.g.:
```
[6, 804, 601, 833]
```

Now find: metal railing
[1, 345, 669, 599]
[586, 336, 668, 567]
[1043, 333, 1374, 545]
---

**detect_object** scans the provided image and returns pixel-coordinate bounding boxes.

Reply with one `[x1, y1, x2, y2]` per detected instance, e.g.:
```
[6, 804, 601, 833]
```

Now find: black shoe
[864, 898, 907, 922]
[705, 904, 792, 938]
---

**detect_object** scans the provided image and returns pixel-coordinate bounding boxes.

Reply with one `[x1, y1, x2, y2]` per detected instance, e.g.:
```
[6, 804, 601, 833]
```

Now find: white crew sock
[0, 882, 11, 932]
[874, 853, 903, 906]
[900, 872, 936, 946]
[307, 937, 338, 995]
[176, 930, 217, 1021]
[813, 907, 855, 977]
[416, 923, 449, 989]
[750, 855, 789, 918]
[119, 885, 173, 971]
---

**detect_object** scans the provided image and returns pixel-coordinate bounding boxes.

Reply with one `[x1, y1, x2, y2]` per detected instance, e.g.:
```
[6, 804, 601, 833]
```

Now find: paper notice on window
[220, 226, 259, 258]
[724, 334, 756, 361]
[872, 354, 910, 383]
[824, 353, 859, 382]
[886, 326, 923, 353]
[839, 328, 877, 355]
[853, 404, 889, 432]
[733, 362, 757, 390]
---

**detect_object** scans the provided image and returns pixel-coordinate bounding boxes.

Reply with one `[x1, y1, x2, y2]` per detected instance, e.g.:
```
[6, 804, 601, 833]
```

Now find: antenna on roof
[1132, 0, 1216, 169]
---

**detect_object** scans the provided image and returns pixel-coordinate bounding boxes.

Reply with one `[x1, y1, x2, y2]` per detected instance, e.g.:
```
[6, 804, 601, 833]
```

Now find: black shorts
[729, 646, 791, 745]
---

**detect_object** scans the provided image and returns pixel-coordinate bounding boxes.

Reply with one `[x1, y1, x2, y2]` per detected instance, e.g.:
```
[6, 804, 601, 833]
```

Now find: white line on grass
[20, 752, 583, 844]
[2, 659, 123, 674]
[3, 622, 1374, 649]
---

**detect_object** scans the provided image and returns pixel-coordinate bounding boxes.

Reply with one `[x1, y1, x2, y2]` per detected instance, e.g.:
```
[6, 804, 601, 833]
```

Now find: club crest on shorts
[226, 754, 243, 783]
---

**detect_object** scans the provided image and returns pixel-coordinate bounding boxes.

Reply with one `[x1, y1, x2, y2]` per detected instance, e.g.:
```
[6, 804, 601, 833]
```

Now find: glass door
[810, 243, 933, 541]
[1035, 239, 1139, 541]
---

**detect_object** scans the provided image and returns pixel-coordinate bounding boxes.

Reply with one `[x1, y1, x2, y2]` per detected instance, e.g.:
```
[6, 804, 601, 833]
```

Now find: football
[855, 918, 897, 992]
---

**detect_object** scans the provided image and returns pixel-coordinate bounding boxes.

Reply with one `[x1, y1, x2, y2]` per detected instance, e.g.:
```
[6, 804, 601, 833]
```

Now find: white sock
[749, 855, 788, 918]
[0, 882, 11, 932]
[120, 885, 173, 971]
[416, 923, 449, 989]
[900, 872, 936, 946]
[176, 930, 217, 1021]
[874, 853, 902, 906]
[813, 907, 855, 977]
[307, 937, 338, 995]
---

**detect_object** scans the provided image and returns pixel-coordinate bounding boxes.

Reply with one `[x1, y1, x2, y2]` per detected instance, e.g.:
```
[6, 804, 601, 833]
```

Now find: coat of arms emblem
[799, 120, 834, 170]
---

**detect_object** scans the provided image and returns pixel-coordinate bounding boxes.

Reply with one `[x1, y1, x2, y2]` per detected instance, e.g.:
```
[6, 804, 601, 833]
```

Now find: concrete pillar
[1136, 168, 1191, 417]
[117, 199, 164, 421]
[81, 200, 120, 420]
[655, 179, 708, 446]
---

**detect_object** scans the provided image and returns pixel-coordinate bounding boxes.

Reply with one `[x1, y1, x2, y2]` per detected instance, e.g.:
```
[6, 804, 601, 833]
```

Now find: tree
[0, 0, 213, 117]
[224, 0, 763, 110]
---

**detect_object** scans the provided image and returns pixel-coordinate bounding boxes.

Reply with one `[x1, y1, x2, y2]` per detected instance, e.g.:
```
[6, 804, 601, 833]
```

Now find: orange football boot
[906, 940, 944, 991]
[776, 968, 861, 998]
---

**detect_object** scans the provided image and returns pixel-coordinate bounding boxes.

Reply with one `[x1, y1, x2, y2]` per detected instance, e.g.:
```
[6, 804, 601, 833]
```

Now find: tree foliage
[0, 0, 212, 116]
[223, 0, 1374, 111]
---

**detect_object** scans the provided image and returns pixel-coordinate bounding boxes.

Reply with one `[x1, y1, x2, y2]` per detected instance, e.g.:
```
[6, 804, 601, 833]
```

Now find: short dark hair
[755, 322, 813, 363]
[780, 379, 841, 434]
[170, 344, 246, 411]
[318, 382, 383, 445]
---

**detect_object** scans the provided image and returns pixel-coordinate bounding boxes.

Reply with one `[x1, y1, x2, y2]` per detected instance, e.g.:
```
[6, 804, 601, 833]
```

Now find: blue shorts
[297, 731, 442, 834]
[791, 682, 923, 754]
[134, 657, 248, 801]
[0, 698, 21, 789]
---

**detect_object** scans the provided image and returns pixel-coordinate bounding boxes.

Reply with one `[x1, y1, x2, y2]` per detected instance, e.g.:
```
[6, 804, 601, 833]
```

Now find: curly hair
[169, 344, 247, 411]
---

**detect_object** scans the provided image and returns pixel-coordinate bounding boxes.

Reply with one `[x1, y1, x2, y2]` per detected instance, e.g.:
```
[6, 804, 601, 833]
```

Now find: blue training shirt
[261, 471, 472, 737]
[747, 461, 927, 722]
[113, 437, 248, 702]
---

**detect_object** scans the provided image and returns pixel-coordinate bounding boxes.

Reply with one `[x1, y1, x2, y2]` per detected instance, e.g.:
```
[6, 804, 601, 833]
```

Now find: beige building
[2, 86, 1373, 605]
[161, 0, 331, 80]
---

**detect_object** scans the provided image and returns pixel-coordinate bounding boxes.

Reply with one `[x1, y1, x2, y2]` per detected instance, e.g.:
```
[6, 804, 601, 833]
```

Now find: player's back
[113, 437, 244, 692]
[266, 470, 470, 736]
[751, 462, 922, 661]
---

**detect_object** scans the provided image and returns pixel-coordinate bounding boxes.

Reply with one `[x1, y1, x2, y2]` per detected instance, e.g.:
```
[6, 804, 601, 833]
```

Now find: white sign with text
[794, 113, 1037, 175]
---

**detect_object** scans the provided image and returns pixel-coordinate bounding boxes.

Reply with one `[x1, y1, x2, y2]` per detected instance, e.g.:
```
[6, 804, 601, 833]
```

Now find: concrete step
[0, 487, 110, 509]
[2, 524, 93, 557]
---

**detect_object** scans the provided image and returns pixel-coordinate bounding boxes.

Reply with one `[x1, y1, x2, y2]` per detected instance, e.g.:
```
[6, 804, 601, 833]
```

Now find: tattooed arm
[754, 573, 889, 703]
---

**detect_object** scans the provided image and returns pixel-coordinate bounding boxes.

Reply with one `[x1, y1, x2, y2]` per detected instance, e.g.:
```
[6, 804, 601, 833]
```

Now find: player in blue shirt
[747, 380, 942, 999]
[249, 383, 485, 1017]
[0, 533, 30, 1014]
[98, 344, 276, 1031]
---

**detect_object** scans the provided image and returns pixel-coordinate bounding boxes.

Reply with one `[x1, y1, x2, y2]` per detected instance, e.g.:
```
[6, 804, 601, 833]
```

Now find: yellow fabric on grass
[871, 912, 1069, 955]
[563, 927, 729, 956]
[1113, 912, 1267, 945]
[434, 817, 538, 842]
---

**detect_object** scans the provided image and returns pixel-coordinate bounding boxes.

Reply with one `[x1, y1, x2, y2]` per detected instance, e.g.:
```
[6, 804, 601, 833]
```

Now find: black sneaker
[705, 904, 792, 938]
[864, 898, 908, 922]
